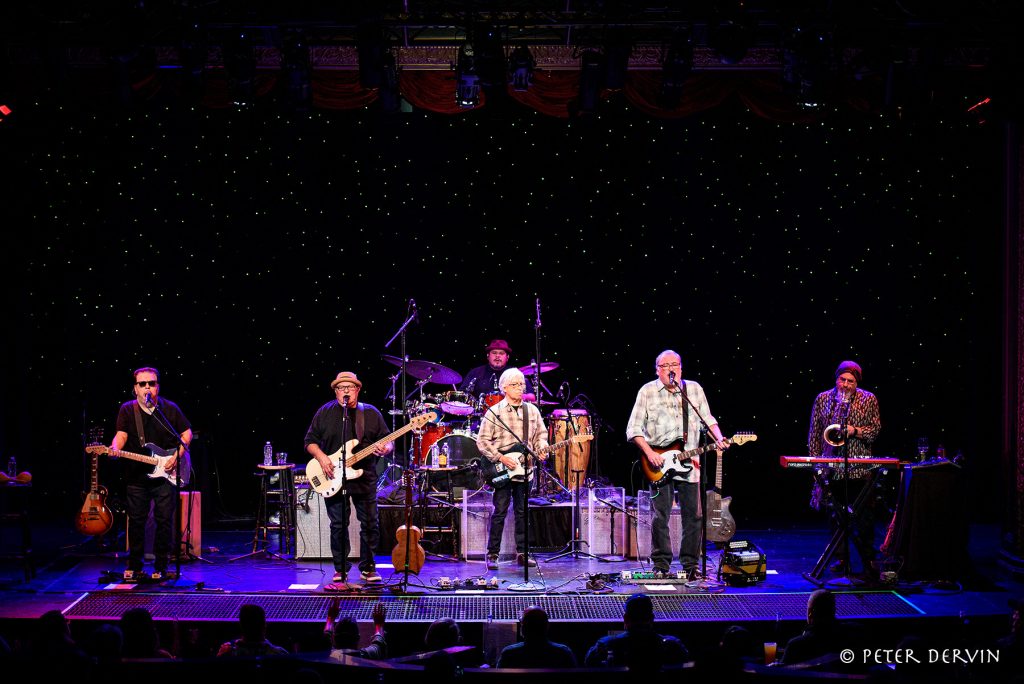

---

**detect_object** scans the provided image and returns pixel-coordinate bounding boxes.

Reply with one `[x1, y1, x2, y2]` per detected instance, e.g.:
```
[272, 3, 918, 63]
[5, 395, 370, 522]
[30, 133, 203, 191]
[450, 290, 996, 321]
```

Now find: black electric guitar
[479, 434, 593, 489]
[706, 450, 737, 543]
[85, 443, 191, 487]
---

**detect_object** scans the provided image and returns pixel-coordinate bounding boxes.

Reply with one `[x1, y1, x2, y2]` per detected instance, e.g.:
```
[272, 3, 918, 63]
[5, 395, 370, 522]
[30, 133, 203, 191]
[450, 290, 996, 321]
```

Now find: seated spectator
[325, 598, 387, 660]
[216, 604, 289, 657]
[424, 617, 463, 651]
[584, 593, 689, 672]
[120, 607, 174, 659]
[28, 610, 91, 666]
[87, 623, 124, 666]
[497, 605, 577, 669]
[779, 589, 863, 667]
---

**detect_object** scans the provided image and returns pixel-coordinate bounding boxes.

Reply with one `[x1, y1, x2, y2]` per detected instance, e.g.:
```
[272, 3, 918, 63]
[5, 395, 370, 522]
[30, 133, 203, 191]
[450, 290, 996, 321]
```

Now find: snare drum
[548, 409, 591, 487]
[439, 390, 475, 417]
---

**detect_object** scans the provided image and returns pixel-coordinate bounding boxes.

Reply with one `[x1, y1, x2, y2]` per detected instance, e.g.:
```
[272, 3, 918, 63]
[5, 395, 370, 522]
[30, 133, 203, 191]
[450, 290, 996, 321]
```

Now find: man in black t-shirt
[111, 366, 192, 580]
[305, 371, 394, 584]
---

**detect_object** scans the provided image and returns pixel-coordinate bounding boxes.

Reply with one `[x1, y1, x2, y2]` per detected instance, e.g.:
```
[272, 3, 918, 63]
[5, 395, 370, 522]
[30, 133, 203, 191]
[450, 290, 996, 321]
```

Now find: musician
[627, 350, 728, 579]
[477, 367, 549, 570]
[112, 366, 192, 581]
[304, 371, 393, 583]
[459, 338, 512, 395]
[807, 360, 882, 572]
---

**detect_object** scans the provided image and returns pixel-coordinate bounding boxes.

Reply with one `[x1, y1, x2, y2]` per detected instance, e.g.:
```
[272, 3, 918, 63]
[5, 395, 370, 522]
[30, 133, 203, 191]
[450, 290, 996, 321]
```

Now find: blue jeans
[650, 480, 702, 571]
[325, 490, 379, 573]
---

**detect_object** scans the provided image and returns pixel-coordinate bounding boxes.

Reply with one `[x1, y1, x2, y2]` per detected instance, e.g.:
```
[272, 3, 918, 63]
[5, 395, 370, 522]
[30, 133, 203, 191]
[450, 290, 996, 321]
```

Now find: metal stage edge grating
[63, 590, 925, 623]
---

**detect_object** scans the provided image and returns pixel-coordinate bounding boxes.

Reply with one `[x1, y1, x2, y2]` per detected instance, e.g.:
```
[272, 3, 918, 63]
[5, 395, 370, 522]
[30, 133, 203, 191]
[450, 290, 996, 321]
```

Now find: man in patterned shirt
[627, 350, 729, 579]
[807, 360, 882, 574]
[477, 367, 549, 570]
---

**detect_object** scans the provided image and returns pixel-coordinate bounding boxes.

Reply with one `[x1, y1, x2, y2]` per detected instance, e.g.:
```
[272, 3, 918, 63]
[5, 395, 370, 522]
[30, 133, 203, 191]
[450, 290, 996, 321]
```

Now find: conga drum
[548, 409, 591, 487]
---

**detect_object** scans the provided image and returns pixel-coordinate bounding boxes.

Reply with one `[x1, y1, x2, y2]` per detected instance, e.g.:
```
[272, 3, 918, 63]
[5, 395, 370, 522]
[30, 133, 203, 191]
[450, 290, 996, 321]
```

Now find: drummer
[460, 339, 513, 397]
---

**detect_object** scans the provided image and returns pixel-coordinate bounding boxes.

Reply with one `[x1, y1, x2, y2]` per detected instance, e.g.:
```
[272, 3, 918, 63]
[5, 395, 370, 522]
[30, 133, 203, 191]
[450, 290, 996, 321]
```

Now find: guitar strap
[679, 380, 690, 448]
[132, 402, 147, 448]
[355, 402, 365, 443]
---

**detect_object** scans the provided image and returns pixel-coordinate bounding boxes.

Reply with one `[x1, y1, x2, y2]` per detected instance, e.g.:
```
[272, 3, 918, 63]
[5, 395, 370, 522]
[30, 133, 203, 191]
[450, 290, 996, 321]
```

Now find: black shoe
[684, 567, 703, 581]
[485, 555, 499, 571]
[516, 553, 537, 568]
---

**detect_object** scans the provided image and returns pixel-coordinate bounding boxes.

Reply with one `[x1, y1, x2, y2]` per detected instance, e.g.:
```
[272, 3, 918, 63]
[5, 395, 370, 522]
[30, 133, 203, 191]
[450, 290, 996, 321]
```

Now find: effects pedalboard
[620, 570, 690, 584]
[437, 577, 500, 590]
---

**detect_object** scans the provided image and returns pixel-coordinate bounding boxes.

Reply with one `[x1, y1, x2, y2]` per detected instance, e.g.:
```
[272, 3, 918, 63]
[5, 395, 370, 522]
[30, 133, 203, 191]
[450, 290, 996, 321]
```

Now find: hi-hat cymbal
[381, 354, 462, 384]
[519, 361, 559, 376]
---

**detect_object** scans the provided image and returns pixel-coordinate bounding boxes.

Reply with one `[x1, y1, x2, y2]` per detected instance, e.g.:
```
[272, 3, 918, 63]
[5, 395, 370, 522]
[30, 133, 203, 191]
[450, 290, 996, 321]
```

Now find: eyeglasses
[657, 363, 681, 369]
[136, 380, 159, 387]
[505, 382, 526, 389]
[335, 385, 359, 393]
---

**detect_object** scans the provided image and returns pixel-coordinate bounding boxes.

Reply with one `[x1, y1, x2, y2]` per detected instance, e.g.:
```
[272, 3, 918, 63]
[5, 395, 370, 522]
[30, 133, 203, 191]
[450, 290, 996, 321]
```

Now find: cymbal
[381, 354, 462, 384]
[523, 393, 558, 406]
[519, 362, 559, 376]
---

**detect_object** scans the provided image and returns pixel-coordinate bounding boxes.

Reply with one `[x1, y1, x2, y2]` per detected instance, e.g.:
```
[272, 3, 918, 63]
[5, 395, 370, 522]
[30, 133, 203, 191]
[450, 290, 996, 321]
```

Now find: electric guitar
[306, 409, 440, 497]
[479, 433, 594, 489]
[639, 432, 757, 486]
[77, 438, 114, 536]
[85, 443, 191, 487]
[706, 449, 737, 543]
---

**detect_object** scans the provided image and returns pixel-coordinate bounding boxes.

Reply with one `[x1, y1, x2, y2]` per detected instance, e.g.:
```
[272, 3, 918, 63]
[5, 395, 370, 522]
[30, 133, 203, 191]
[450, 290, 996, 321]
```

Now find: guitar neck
[108, 448, 160, 466]
[90, 453, 100, 492]
[345, 422, 417, 467]
[539, 437, 582, 456]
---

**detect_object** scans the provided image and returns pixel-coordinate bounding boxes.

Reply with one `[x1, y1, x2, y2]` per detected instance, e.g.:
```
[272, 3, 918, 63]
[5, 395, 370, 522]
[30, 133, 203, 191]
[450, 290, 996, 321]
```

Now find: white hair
[655, 349, 681, 369]
[498, 368, 525, 391]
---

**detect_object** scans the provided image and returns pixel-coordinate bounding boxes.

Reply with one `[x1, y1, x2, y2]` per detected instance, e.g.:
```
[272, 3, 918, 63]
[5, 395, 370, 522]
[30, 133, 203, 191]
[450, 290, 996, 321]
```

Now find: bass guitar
[85, 443, 191, 487]
[77, 436, 114, 536]
[479, 433, 594, 489]
[306, 409, 440, 497]
[639, 432, 757, 486]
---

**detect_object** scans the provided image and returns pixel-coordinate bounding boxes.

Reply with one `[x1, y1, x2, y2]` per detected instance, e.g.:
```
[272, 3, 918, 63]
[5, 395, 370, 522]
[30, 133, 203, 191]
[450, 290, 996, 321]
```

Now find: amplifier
[295, 486, 360, 559]
[720, 539, 767, 586]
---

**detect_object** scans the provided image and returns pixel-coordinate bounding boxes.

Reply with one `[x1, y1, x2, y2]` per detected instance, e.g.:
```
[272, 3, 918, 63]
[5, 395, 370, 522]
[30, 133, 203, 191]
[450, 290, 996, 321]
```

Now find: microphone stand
[147, 400, 196, 578]
[676, 379, 717, 582]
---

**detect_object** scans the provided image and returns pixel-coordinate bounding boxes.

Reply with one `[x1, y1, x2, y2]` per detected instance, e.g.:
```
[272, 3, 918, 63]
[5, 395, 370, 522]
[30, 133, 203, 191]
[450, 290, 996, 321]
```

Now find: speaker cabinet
[295, 487, 360, 559]
[135, 492, 202, 557]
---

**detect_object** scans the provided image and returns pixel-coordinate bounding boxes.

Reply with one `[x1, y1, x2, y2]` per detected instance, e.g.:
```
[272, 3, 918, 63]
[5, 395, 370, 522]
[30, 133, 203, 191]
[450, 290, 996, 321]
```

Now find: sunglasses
[136, 380, 159, 387]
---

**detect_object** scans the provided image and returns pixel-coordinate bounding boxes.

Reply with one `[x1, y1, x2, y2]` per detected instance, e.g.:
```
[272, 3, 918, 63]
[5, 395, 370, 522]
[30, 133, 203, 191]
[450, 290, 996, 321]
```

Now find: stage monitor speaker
[583, 487, 628, 556]
[295, 486, 360, 559]
[461, 490, 516, 560]
[720, 539, 767, 585]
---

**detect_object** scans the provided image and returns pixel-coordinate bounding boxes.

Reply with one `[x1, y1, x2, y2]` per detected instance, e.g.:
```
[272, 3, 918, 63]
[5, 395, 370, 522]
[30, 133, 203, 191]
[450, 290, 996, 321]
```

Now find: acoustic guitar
[391, 468, 425, 575]
[77, 438, 113, 536]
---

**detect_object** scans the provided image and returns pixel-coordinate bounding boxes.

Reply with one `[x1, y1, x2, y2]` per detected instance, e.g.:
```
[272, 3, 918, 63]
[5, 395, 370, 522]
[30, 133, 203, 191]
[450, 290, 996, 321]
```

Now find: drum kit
[379, 354, 592, 494]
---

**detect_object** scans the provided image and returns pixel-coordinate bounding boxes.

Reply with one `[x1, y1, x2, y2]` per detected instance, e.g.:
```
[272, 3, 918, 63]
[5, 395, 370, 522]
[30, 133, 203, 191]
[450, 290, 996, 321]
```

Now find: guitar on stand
[77, 433, 114, 537]
[391, 468, 425, 588]
[705, 448, 737, 543]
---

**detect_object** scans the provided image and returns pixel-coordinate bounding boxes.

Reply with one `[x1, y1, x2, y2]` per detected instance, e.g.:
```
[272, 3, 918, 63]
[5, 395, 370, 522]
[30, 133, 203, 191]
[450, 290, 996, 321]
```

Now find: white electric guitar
[306, 409, 440, 498]
[85, 443, 191, 487]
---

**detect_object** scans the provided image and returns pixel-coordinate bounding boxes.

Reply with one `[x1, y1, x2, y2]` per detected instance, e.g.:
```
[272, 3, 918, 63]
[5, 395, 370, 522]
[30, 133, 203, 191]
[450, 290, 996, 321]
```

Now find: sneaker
[652, 567, 670, 579]
[684, 567, 703, 581]
[516, 553, 537, 568]
[360, 570, 383, 583]
[485, 555, 499, 571]
[332, 570, 347, 583]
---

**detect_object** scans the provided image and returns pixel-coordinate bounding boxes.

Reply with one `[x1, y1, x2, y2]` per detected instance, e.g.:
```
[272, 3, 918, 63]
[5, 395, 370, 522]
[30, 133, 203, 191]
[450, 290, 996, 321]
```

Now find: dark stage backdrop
[2, 99, 1005, 529]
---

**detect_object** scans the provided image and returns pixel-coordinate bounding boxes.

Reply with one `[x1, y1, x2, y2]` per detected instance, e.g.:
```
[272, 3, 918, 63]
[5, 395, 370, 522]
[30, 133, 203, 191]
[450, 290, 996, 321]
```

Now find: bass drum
[547, 409, 591, 487]
[426, 431, 483, 489]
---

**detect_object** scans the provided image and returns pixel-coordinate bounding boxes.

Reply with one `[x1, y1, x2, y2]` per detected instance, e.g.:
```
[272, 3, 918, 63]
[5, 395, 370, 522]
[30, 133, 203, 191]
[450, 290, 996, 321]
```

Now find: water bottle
[439, 443, 449, 468]
[430, 444, 439, 469]
[263, 441, 273, 466]
[6, 456, 15, 477]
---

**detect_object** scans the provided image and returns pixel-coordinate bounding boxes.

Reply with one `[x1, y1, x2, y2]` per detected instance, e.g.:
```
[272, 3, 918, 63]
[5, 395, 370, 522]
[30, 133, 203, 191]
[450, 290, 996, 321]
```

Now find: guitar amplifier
[720, 539, 767, 586]
[295, 486, 360, 559]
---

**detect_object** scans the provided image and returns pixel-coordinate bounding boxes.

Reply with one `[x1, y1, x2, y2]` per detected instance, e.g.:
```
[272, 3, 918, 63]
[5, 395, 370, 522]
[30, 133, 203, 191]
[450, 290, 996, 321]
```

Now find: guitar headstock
[574, 432, 595, 443]
[410, 409, 441, 428]
[730, 432, 758, 445]
[85, 445, 112, 456]
[86, 426, 104, 451]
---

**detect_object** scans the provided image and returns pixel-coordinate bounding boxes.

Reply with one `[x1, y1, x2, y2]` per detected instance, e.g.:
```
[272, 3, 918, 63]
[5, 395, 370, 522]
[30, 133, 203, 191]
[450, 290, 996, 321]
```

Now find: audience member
[28, 610, 91, 666]
[779, 589, 864, 668]
[324, 598, 387, 660]
[584, 593, 689, 672]
[121, 607, 174, 659]
[216, 604, 289, 657]
[497, 605, 577, 668]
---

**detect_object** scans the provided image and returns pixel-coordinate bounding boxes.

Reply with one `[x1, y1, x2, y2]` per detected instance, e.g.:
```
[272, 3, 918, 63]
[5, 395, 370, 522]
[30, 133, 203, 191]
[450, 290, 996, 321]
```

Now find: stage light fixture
[577, 50, 605, 114]
[224, 29, 256, 109]
[508, 44, 535, 91]
[456, 42, 480, 107]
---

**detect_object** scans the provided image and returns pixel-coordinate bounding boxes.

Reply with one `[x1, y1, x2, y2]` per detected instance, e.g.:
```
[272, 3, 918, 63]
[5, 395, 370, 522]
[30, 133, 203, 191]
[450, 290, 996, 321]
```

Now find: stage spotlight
[508, 44, 535, 91]
[456, 42, 480, 107]
[659, 31, 693, 108]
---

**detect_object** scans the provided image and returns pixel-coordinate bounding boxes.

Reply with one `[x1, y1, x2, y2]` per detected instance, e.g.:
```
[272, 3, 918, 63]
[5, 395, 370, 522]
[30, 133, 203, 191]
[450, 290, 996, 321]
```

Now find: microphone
[668, 371, 676, 385]
[557, 381, 569, 401]
[466, 378, 476, 393]
[145, 392, 153, 407]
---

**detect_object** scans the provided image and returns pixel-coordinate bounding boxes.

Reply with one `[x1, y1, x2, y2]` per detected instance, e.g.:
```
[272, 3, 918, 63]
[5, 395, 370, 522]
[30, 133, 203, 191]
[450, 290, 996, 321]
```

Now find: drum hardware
[381, 354, 463, 385]
[518, 361, 559, 375]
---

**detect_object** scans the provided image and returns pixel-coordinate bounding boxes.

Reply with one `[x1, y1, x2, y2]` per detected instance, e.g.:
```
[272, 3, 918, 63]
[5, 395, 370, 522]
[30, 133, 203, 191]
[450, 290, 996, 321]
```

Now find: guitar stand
[803, 467, 884, 587]
[545, 469, 607, 563]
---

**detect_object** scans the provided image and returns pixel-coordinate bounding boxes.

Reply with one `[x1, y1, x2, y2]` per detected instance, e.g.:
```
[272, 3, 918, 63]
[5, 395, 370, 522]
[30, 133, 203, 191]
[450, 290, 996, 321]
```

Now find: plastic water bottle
[6, 456, 15, 477]
[263, 441, 273, 466]
[430, 444, 439, 469]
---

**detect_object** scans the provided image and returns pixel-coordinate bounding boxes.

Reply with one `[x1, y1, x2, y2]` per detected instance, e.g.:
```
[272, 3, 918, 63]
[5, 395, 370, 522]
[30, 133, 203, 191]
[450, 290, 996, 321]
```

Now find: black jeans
[487, 481, 527, 556]
[126, 480, 176, 572]
[325, 490, 379, 573]
[650, 480, 702, 571]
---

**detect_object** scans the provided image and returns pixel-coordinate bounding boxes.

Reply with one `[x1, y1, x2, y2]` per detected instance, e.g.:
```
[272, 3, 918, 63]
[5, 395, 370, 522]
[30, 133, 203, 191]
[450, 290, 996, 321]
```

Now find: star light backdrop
[4, 98, 1004, 523]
